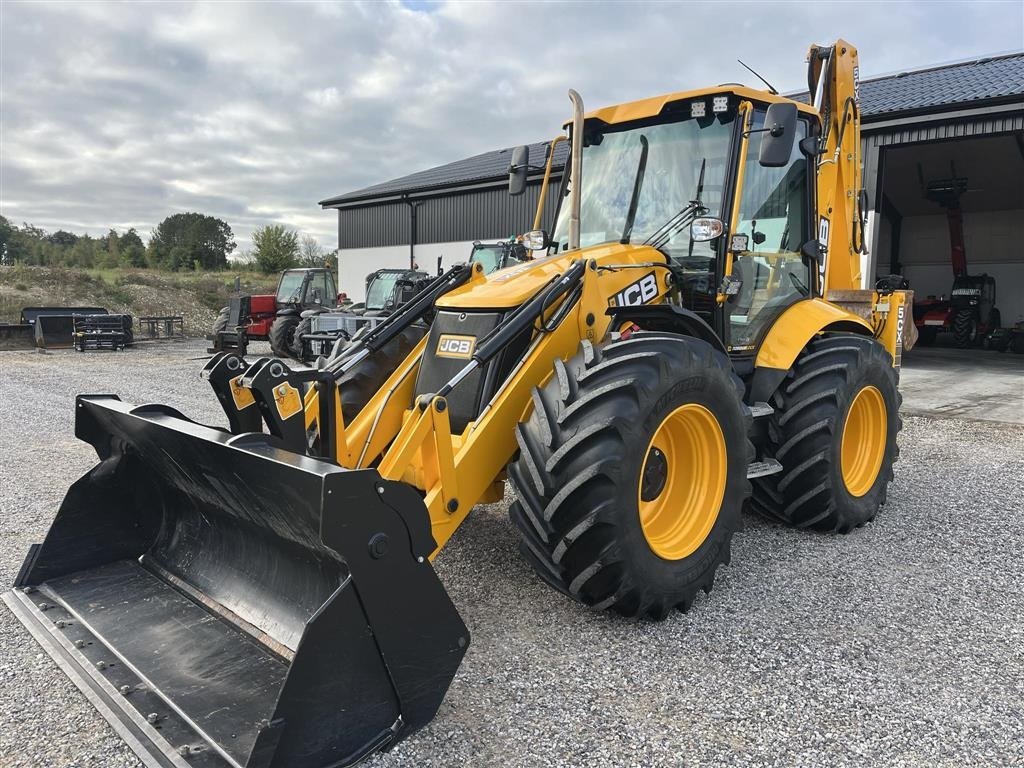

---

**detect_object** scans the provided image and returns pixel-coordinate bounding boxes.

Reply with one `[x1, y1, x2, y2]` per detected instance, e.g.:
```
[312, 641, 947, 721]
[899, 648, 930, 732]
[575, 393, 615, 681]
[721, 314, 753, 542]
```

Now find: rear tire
[953, 309, 977, 348]
[507, 333, 752, 619]
[337, 325, 426, 425]
[269, 315, 301, 358]
[751, 334, 902, 533]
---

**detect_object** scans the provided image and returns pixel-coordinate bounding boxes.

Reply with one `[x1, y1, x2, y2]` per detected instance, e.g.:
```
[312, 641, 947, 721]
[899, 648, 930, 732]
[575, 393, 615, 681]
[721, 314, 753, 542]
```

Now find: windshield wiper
[644, 157, 708, 252]
[620, 135, 649, 244]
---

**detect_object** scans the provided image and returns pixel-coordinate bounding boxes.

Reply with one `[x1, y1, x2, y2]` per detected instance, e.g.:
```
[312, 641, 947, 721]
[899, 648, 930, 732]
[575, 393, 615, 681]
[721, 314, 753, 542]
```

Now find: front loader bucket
[3, 395, 468, 768]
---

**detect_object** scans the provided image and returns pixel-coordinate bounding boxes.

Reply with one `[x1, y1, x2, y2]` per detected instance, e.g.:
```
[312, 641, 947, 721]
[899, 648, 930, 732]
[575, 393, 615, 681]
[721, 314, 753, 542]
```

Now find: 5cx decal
[610, 272, 658, 307]
[817, 216, 830, 294]
[436, 334, 476, 359]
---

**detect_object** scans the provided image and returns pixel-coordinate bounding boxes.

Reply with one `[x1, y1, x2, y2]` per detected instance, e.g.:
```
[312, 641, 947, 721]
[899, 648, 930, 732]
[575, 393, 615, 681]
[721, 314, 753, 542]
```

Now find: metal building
[321, 53, 1024, 320]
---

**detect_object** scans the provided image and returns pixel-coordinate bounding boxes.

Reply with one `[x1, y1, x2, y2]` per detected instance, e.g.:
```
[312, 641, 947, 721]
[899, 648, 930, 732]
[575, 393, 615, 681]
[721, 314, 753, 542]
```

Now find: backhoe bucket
[3, 395, 468, 768]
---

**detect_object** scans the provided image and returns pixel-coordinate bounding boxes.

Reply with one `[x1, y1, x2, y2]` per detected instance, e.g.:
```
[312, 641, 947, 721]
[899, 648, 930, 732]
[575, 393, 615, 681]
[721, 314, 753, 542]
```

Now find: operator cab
[468, 239, 530, 274]
[276, 268, 338, 309]
[543, 88, 817, 355]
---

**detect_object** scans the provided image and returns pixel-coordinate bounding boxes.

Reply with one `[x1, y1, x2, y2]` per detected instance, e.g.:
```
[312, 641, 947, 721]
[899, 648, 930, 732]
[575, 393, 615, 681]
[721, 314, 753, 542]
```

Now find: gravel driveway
[1, 342, 1022, 767]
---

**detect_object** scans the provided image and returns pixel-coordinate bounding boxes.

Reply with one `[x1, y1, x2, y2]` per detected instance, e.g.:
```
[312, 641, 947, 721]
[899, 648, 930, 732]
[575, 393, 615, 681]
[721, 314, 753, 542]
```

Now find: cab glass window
[727, 113, 811, 349]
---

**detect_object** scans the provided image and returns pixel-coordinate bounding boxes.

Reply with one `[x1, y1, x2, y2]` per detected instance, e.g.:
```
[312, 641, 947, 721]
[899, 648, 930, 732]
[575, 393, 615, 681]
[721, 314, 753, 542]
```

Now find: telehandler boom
[5, 40, 913, 768]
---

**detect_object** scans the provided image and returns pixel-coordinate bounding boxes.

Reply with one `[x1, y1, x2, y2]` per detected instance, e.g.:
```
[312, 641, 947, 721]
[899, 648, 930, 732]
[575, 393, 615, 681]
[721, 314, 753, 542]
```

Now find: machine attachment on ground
[4, 395, 468, 768]
[74, 314, 134, 351]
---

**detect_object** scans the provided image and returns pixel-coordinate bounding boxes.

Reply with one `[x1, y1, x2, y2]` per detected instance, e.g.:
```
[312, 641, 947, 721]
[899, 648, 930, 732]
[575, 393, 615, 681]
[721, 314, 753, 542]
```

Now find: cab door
[725, 111, 813, 352]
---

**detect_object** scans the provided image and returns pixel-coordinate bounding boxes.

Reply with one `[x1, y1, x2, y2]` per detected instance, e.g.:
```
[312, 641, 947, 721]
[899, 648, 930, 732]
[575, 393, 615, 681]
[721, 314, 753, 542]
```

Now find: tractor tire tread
[269, 315, 301, 359]
[507, 331, 752, 620]
[752, 334, 902, 533]
[337, 325, 426, 426]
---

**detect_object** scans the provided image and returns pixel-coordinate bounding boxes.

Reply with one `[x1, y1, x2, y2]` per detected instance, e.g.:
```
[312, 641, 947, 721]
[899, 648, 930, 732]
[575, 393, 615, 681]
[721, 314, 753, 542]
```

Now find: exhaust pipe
[567, 89, 584, 251]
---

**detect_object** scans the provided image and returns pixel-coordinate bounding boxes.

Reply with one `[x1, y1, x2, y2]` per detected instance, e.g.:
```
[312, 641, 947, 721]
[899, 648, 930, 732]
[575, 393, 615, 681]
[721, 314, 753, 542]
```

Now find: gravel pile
[1, 342, 1022, 767]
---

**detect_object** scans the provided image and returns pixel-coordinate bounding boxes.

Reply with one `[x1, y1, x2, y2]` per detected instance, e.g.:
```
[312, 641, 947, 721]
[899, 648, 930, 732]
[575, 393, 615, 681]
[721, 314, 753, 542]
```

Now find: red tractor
[210, 267, 339, 357]
[913, 171, 1001, 348]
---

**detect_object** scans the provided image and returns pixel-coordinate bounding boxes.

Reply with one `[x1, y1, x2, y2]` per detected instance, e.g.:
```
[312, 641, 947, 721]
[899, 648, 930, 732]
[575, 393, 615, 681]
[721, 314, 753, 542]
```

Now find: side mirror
[800, 238, 823, 264]
[758, 102, 798, 167]
[690, 217, 724, 243]
[508, 145, 529, 197]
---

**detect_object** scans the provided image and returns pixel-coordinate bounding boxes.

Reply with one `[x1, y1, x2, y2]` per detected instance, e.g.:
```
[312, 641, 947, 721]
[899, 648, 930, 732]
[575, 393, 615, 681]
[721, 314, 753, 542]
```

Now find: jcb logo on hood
[436, 334, 476, 359]
[610, 272, 658, 307]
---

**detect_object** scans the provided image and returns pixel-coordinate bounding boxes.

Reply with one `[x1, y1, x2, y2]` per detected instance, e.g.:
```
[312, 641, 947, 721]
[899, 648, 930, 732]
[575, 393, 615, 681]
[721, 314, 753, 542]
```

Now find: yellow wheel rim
[840, 385, 887, 497]
[637, 403, 727, 561]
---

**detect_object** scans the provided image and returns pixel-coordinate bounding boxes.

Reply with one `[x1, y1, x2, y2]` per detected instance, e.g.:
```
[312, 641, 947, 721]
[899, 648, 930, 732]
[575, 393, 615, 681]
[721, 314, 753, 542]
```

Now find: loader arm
[339, 245, 676, 553]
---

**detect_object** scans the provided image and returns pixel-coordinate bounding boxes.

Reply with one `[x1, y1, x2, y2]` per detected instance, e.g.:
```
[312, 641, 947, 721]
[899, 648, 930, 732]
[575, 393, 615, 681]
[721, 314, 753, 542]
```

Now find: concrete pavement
[900, 345, 1024, 424]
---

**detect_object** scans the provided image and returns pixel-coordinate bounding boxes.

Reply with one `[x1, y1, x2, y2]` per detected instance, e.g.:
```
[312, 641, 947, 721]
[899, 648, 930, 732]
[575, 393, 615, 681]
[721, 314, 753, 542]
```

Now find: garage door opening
[874, 132, 1024, 349]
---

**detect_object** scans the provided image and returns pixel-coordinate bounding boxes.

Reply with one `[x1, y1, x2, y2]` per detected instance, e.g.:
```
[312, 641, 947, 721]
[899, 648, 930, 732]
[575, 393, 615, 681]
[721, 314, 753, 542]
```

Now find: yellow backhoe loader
[5, 40, 913, 768]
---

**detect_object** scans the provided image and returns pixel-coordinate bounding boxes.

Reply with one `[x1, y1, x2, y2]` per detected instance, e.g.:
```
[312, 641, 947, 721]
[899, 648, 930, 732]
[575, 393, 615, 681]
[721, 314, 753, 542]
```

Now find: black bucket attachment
[3, 395, 468, 768]
[0, 322, 35, 350]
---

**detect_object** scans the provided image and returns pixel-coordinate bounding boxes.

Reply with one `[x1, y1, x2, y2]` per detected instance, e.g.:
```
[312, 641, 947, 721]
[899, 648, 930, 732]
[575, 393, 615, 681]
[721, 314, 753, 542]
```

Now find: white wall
[879, 209, 1024, 324]
[337, 240, 478, 302]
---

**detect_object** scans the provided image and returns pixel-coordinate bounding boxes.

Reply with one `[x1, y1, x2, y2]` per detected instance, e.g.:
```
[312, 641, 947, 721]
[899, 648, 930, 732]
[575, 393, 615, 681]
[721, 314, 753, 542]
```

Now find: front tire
[337, 325, 426, 425]
[953, 309, 977, 348]
[751, 334, 902, 533]
[269, 315, 301, 358]
[507, 333, 752, 619]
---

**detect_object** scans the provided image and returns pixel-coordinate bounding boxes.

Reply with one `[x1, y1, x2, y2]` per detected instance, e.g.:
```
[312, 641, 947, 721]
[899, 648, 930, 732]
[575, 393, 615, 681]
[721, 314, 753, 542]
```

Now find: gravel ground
[1, 341, 1022, 768]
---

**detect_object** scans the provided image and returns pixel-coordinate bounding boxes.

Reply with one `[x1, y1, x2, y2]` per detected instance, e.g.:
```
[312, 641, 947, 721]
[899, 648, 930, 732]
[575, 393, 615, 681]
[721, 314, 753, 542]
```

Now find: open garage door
[874, 132, 1024, 348]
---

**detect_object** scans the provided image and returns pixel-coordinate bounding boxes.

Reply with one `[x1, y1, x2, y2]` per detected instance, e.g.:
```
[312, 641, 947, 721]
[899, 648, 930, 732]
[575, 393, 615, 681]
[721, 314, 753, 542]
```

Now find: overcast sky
[1, 0, 1022, 251]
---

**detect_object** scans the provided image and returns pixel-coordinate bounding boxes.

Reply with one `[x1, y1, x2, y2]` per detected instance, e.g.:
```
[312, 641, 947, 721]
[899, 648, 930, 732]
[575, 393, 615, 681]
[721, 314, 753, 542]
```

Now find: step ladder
[745, 402, 783, 479]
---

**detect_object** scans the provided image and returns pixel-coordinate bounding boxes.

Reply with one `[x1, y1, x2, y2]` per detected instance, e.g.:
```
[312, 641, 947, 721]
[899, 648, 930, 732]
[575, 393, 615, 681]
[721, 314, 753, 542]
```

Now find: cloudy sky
[1, 0, 1022, 251]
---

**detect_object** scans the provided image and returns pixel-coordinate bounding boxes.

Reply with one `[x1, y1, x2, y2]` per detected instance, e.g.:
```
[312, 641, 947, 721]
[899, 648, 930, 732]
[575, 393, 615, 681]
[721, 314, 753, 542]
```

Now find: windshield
[470, 242, 527, 274]
[365, 272, 402, 310]
[276, 271, 305, 303]
[551, 112, 733, 260]
[469, 244, 506, 273]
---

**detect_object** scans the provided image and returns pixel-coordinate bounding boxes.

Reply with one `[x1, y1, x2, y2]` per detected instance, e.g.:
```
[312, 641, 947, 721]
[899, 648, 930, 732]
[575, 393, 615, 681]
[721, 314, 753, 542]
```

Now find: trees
[1, 217, 46, 264]
[119, 228, 146, 267]
[298, 234, 327, 267]
[253, 225, 299, 274]
[48, 230, 79, 248]
[148, 213, 235, 270]
[0, 215, 240, 271]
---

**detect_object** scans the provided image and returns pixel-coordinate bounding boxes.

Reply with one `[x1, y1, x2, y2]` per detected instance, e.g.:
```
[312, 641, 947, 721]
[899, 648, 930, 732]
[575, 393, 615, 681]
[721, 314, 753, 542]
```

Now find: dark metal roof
[320, 141, 569, 208]
[322, 52, 1024, 208]
[796, 51, 1024, 118]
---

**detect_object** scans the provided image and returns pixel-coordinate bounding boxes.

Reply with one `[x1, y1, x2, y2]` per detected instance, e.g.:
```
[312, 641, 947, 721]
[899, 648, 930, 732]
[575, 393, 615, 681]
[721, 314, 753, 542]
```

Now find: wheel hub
[840, 385, 887, 497]
[640, 448, 668, 501]
[637, 403, 727, 561]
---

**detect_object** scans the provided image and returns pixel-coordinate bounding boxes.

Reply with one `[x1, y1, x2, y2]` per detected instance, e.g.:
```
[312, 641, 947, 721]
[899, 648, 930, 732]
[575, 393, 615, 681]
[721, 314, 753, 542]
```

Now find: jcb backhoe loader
[5, 40, 914, 768]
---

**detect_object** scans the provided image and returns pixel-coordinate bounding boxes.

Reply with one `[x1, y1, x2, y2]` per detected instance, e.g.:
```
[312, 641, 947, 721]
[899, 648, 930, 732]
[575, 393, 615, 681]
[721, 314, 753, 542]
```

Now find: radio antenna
[737, 59, 779, 95]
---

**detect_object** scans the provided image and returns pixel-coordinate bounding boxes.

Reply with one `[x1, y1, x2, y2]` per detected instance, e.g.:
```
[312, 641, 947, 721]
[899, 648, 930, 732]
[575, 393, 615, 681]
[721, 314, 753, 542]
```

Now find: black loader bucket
[3, 395, 468, 768]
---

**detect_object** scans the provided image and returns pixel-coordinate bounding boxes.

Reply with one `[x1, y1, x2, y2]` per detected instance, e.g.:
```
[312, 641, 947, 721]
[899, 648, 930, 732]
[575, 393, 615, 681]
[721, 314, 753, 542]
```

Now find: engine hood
[436, 242, 667, 310]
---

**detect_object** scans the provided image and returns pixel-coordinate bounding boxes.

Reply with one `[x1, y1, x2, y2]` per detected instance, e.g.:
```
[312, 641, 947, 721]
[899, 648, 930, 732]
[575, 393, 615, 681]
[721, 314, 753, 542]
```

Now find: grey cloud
[1, 0, 1021, 249]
